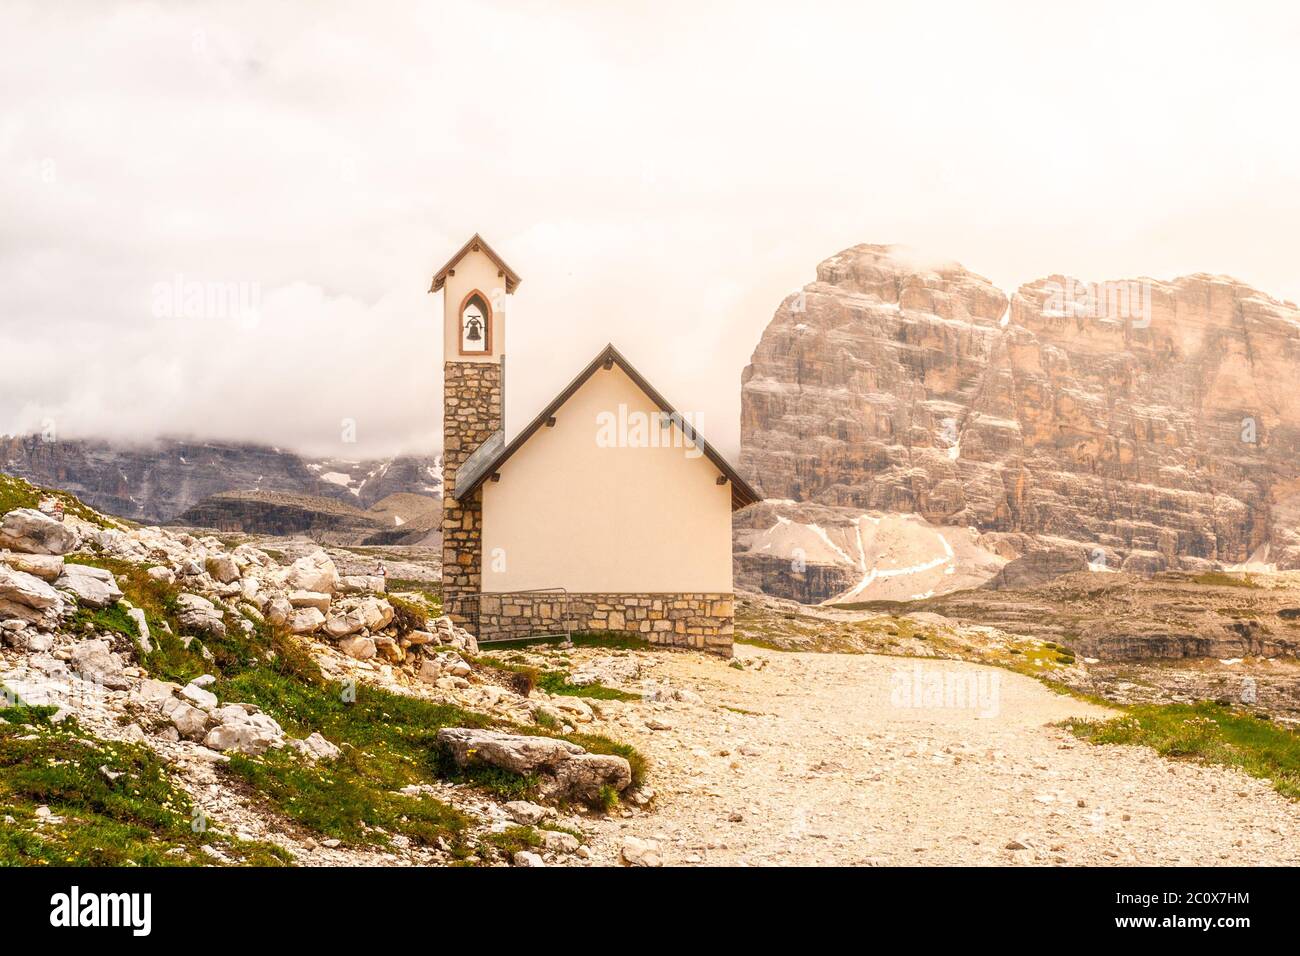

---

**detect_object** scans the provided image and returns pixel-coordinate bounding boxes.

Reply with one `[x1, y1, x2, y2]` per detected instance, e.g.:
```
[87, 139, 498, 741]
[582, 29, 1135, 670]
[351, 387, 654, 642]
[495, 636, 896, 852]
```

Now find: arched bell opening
[459, 290, 492, 355]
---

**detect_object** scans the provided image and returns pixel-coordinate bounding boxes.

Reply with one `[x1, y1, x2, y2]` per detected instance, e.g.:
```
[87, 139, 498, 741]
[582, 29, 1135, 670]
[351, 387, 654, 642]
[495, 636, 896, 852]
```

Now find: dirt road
[584, 646, 1300, 866]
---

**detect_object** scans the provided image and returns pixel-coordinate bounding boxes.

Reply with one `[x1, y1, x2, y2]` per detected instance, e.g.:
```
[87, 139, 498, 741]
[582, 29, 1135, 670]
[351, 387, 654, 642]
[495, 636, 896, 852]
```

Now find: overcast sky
[2, 0, 1297, 459]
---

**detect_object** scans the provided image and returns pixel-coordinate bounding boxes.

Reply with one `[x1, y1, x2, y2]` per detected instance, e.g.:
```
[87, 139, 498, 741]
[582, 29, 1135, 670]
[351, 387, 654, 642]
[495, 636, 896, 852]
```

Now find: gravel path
[584, 646, 1300, 866]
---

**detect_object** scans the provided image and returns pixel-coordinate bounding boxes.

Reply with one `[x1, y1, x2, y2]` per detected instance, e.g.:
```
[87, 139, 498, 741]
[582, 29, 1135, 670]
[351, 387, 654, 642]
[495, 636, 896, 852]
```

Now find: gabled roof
[453, 343, 762, 511]
[428, 233, 522, 294]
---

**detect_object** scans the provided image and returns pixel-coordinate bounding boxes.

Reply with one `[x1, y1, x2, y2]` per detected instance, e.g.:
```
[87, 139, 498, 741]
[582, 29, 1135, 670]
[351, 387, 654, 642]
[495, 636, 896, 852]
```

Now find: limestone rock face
[0, 552, 65, 582]
[436, 727, 633, 806]
[70, 639, 131, 690]
[175, 593, 227, 638]
[55, 564, 123, 609]
[985, 548, 1087, 590]
[437, 727, 583, 776]
[0, 564, 63, 625]
[286, 551, 339, 596]
[0, 508, 78, 555]
[741, 243, 1300, 575]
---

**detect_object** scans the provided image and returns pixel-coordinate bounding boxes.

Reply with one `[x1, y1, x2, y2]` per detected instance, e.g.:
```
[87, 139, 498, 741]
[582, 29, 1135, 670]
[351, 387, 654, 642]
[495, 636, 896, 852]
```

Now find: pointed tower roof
[428, 233, 522, 294]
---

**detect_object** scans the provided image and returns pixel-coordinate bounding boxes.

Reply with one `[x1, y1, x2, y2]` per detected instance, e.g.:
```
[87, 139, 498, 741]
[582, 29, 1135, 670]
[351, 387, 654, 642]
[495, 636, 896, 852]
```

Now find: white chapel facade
[430, 234, 759, 655]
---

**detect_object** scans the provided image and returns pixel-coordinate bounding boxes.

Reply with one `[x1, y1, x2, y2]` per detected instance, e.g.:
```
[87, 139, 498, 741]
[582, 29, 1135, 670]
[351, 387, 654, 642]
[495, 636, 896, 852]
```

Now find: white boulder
[176, 593, 227, 638]
[324, 607, 367, 639]
[289, 607, 325, 635]
[288, 590, 331, 612]
[0, 551, 65, 582]
[146, 565, 176, 585]
[69, 639, 131, 690]
[0, 564, 63, 624]
[205, 556, 240, 584]
[266, 595, 293, 626]
[203, 710, 285, 755]
[504, 801, 552, 825]
[0, 508, 78, 555]
[288, 732, 342, 761]
[359, 597, 394, 631]
[337, 635, 376, 660]
[285, 551, 339, 595]
[126, 606, 152, 653]
[621, 837, 663, 867]
[166, 700, 211, 740]
[56, 564, 123, 610]
[181, 681, 219, 710]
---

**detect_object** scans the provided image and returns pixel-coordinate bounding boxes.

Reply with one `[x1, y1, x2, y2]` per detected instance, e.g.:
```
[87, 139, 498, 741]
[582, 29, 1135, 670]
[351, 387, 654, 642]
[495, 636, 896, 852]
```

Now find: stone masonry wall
[477, 592, 735, 656]
[442, 361, 501, 625]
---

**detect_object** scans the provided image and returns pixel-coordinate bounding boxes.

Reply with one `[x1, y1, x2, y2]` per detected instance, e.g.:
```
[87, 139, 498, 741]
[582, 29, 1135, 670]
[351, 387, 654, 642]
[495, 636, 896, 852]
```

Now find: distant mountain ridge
[173, 488, 441, 545]
[0, 435, 441, 524]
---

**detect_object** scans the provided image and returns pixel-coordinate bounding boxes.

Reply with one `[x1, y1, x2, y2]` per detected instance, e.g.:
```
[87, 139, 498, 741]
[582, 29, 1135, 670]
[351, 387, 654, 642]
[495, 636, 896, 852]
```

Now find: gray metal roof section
[452, 429, 504, 500]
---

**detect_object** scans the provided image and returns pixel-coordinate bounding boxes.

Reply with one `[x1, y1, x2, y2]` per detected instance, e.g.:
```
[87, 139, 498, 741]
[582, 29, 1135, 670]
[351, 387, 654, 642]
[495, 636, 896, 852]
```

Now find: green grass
[225, 748, 472, 850]
[481, 825, 543, 857]
[386, 579, 443, 615]
[1192, 572, 1261, 588]
[532, 708, 561, 730]
[217, 669, 493, 848]
[219, 666, 645, 829]
[0, 473, 112, 528]
[64, 554, 322, 687]
[217, 668, 528, 838]
[0, 709, 288, 866]
[482, 630, 652, 652]
[472, 654, 641, 702]
[1062, 702, 1300, 799]
[73, 602, 140, 641]
[536, 671, 640, 701]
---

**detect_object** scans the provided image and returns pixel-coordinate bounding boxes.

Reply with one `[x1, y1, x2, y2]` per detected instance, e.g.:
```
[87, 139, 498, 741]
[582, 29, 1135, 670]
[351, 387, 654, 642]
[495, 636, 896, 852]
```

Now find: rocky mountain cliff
[0, 435, 441, 525]
[173, 489, 440, 545]
[740, 244, 1300, 598]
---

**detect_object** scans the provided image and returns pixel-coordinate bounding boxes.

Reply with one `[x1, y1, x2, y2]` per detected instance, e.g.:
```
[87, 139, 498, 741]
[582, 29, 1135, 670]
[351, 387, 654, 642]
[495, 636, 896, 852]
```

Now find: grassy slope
[1062, 702, 1300, 800]
[3, 476, 644, 863]
[0, 707, 287, 866]
[0, 473, 113, 528]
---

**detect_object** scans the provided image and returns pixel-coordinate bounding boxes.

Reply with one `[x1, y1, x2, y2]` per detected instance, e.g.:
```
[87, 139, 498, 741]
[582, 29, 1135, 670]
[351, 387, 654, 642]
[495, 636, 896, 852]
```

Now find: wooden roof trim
[429, 233, 522, 294]
[453, 343, 763, 510]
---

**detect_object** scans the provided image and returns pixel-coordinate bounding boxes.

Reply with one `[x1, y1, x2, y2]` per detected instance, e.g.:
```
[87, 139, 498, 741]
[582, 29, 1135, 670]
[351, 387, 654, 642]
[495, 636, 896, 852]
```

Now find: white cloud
[2, 0, 1298, 458]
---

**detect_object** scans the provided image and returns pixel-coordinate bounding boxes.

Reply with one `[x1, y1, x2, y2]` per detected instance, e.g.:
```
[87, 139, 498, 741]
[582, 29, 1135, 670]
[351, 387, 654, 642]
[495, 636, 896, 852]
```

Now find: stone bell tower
[429, 234, 520, 626]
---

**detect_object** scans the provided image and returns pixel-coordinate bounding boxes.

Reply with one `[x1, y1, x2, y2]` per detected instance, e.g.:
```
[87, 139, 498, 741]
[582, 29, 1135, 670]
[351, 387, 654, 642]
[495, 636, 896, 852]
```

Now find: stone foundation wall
[476, 592, 735, 656]
[442, 361, 501, 620]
